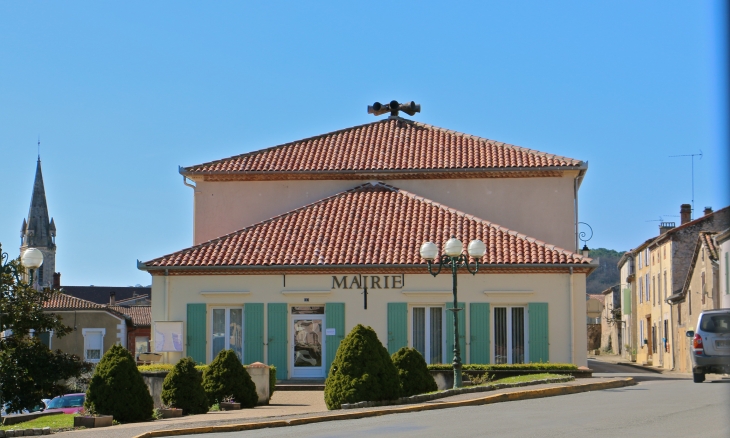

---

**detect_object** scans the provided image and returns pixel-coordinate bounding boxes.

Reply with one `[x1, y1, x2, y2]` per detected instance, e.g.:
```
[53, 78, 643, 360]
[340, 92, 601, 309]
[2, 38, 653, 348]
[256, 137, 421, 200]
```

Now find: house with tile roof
[41, 293, 151, 363]
[139, 111, 596, 377]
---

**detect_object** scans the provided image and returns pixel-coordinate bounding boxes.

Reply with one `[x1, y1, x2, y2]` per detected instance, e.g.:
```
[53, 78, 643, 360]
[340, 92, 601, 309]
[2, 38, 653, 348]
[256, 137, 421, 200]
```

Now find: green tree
[85, 344, 154, 422]
[0, 245, 91, 413]
[324, 324, 401, 410]
[391, 347, 437, 397]
[161, 357, 209, 415]
[202, 350, 258, 408]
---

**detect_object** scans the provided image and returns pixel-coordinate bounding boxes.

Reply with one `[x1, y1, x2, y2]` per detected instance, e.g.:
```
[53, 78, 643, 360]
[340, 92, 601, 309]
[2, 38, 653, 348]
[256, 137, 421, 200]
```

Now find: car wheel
[693, 372, 705, 383]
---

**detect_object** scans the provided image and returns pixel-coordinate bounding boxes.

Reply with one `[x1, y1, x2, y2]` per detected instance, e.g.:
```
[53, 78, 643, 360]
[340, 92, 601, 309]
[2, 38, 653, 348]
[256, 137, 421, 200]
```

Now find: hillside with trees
[586, 248, 625, 295]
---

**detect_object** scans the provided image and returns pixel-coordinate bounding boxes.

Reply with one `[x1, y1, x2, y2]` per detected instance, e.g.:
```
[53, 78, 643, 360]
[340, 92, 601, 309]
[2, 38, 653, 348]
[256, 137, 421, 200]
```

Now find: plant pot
[74, 415, 113, 428]
[219, 402, 241, 411]
[160, 408, 183, 418]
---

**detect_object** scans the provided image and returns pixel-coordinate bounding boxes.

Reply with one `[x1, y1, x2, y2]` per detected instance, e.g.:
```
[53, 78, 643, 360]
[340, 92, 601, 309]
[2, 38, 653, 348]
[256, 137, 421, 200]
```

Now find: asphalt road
[176, 366, 730, 438]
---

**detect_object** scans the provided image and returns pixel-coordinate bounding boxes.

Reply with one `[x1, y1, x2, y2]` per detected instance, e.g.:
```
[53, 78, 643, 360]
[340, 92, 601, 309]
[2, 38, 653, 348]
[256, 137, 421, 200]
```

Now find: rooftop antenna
[669, 150, 702, 219]
[644, 215, 680, 223]
[37, 136, 40, 159]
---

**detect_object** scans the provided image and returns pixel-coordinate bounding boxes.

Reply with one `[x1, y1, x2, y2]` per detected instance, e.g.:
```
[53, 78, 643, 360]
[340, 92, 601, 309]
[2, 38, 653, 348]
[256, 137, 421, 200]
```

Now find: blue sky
[1, 1, 727, 286]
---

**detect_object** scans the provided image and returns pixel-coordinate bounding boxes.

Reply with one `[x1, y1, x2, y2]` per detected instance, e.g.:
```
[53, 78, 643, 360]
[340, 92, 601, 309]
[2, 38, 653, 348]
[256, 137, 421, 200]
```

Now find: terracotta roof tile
[44, 293, 104, 309]
[183, 118, 582, 175]
[700, 232, 719, 261]
[143, 183, 589, 268]
[109, 306, 151, 326]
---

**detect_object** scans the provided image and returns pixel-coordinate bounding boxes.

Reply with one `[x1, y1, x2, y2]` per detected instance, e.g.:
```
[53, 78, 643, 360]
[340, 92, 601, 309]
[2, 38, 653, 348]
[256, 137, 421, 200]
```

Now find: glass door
[412, 307, 444, 364]
[494, 306, 526, 364]
[291, 306, 325, 378]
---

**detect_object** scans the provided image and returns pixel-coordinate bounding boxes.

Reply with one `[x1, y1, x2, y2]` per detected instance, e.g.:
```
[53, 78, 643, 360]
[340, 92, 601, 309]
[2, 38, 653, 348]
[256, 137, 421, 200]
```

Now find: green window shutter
[186, 303, 207, 364]
[528, 303, 549, 363]
[623, 289, 632, 315]
[446, 302, 466, 364]
[244, 303, 264, 364]
[325, 303, 345, 375]
[387, 303, 408, 354]
[267, 303, 288, 379]
[469, 303, 490, 364]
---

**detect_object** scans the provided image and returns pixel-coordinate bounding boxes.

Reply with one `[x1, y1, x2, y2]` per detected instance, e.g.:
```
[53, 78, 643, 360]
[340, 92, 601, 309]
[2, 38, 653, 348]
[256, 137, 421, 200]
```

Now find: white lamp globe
[21, 248, 44, 269]
[420, 241, 439, 261]
[444, 237, 463, 257]
[468, 239, 487, 259]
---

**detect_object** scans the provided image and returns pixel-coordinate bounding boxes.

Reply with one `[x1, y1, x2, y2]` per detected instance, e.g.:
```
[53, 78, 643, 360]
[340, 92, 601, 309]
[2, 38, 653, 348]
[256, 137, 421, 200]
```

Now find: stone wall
[587, 324, 601, 351]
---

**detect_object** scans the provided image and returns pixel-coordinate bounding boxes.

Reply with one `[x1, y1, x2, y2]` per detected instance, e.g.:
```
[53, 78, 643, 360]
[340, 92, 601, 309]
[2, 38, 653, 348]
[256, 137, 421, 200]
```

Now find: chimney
[680, 204, 692, 224]
[110, 291, 116, 306]
[53, 272, 61, 290]
[659, 222, 675, 234]
[704, 206, 713, 216]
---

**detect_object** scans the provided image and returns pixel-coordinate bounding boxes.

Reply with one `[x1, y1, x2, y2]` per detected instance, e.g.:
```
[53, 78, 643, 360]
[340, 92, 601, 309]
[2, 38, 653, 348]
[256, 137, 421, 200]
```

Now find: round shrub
[161, 357, 209, 415]
[85, 344, 154, 422]
[391, 347, 437, 397]
[324, 324, 401, 410]
[202, 349, 258, 408]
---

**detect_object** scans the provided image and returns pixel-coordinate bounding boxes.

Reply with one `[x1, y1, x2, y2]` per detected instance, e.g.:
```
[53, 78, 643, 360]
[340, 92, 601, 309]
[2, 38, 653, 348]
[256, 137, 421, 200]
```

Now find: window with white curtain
[211, 308, 243, 362]
[494, 307, 526, 364]
[412, 307, 444, 364]
[82, 328, 105, 363]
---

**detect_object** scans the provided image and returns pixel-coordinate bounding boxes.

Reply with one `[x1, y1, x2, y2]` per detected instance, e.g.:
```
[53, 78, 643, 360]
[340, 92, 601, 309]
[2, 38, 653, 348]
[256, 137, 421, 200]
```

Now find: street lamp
[20, 248, 43, 287]
[420, 236, 486, 388]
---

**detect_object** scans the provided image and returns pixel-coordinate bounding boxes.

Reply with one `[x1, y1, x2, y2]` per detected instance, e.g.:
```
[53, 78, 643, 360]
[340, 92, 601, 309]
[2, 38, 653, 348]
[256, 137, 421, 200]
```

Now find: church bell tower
[20, 157, 56, 290]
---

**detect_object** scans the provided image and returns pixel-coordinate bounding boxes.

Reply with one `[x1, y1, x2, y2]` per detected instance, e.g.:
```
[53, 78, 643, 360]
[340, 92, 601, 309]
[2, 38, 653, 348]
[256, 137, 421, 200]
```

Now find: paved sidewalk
[588, 353, 689, 376]
[53, 377, 632, 438]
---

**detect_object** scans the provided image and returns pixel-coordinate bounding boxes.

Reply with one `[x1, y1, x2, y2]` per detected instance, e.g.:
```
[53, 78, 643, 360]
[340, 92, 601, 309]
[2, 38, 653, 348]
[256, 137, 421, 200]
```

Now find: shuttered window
[82, 328, 105, 363]
[412, 306, 443, 364]
[387, 303, 407, 354]
[267, 303, 288, 378]
[528, 303, 549, 363]
[470, 303, 490, 364]
[244, 303, 264, 364]
[325, 303, 345, 375]
[186, 303, 207, 364]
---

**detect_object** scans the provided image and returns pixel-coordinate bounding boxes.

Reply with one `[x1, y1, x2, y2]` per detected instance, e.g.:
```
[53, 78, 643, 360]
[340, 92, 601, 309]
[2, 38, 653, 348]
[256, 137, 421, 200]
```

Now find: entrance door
[291, 306, 325, 378]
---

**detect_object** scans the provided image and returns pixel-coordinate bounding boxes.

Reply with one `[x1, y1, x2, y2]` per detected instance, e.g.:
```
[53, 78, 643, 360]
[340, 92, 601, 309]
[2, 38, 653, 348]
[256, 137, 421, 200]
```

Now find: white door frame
[492, 306, 529, 364]
[290, 313, 326, 378]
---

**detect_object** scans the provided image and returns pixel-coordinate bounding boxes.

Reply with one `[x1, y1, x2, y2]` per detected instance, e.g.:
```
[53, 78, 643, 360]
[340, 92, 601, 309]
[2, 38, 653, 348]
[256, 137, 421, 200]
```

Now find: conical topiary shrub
[161, 357, 209, 415]
[202, 350, 258, 408]
[324, 324, 401, 410]
[85, 344, 154, 422]
[391, 347, 438, 397]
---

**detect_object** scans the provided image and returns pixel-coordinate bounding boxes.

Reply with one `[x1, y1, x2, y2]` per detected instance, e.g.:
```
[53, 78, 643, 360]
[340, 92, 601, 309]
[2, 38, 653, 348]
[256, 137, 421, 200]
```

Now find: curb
[589, 358, 665, 374]
[132, 378, 635, 438]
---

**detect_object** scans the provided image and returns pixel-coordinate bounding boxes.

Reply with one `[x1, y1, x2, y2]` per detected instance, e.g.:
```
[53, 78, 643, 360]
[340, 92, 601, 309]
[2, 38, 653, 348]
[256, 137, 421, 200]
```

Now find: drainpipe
[164, 269, 170, 320]
[569, 266, 574, 363]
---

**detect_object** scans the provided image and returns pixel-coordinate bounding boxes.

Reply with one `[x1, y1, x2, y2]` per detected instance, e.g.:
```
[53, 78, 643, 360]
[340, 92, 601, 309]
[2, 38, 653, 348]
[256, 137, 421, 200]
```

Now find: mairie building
[139, 112, 595, 379]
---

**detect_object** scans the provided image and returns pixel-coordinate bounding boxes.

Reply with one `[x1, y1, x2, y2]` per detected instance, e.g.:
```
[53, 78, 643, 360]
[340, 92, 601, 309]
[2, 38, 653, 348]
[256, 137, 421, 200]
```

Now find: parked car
[43, 393, 86, 414]
[686, 308, 730, 383]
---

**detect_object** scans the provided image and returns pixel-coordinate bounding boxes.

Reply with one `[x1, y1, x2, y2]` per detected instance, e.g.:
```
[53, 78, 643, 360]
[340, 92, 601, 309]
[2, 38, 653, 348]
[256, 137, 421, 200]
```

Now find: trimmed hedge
[202, 350, 258, 408]
[324, 324, 401, 410]
[427, 363, 579, 371]
[161, 357, 209, 415]
[85, 344, 154, 422]
[391, 347, 437, 397]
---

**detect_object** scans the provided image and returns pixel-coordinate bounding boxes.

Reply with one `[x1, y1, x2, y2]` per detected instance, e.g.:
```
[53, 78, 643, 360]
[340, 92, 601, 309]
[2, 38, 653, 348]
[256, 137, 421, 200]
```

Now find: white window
[211, 308, 243, 362]
[135, 336, 150, 359]
[82, 328, 106, 363]
[412, 307, 444, 364]
[639, 281, 643, 303]
[494, 306, 527, 364]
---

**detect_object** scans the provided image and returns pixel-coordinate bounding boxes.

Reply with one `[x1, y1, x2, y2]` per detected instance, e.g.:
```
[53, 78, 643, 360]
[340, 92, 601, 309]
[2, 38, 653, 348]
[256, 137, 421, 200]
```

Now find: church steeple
[21, 156, 56, 289]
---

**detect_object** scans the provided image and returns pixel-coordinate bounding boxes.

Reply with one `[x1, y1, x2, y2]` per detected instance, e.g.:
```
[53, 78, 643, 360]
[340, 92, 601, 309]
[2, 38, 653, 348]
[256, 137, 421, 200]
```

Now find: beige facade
[190, 175, 581, 252]
[47, 310, 126, 363]
[151, 270, 587, 370]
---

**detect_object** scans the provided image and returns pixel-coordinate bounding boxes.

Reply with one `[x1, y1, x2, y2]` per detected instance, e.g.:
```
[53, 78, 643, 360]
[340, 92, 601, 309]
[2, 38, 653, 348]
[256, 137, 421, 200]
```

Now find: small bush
[324, 324, 400, 410]
[269, 365, 277, 397]
[85, 344, 154, 422]
[161, 357, 209, 415]
[202, 350, 258, 408]
[391, 347, 437, 397]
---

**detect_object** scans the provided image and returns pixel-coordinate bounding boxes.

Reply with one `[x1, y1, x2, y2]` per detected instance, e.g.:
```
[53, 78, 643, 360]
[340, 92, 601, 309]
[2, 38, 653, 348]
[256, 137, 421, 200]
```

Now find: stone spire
[20, 157, 56, 289]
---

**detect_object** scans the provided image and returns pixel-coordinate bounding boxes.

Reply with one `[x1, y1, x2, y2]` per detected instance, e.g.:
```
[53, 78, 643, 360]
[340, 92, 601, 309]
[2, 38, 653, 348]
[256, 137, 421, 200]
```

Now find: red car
[43, 393, 85, 414]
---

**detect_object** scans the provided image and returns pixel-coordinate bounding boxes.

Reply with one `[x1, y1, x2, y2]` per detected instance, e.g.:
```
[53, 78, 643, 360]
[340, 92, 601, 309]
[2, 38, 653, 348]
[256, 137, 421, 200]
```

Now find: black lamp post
[420, 236, 486, 388]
